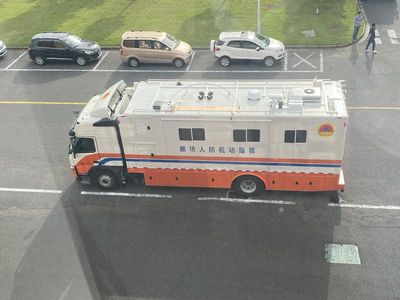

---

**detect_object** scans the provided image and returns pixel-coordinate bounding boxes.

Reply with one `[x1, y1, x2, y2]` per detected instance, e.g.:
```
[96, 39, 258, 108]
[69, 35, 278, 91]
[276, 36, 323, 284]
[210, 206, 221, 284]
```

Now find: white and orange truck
[68, 79, 347, 196]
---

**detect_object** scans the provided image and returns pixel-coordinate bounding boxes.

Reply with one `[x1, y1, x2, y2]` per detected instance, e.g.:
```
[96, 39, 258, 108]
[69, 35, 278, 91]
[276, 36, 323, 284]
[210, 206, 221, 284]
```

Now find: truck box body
[69, 79, 348, 194]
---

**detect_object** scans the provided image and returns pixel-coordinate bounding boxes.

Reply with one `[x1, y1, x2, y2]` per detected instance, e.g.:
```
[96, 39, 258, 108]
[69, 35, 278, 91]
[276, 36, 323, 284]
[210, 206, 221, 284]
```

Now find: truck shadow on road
[11, 184, 342, 300]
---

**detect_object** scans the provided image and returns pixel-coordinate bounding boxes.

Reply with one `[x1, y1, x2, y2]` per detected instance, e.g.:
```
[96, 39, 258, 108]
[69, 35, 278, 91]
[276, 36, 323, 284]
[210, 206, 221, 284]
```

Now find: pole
[257, 0, 261, 33]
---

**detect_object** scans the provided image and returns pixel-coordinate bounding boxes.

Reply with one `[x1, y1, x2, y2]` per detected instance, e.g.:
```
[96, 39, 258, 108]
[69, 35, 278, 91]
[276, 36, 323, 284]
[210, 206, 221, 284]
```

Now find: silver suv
[210, 31, 285, 67]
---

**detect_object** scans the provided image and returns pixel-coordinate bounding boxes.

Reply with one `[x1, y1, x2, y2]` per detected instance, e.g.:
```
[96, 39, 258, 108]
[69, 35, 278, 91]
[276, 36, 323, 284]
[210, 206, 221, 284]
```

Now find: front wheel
[233, 175, 265, 197]
[92, 169, 121, 190]
[264, 56, 275, 67]
[76, 56, 87, 66]
[173, 58, 185, 68]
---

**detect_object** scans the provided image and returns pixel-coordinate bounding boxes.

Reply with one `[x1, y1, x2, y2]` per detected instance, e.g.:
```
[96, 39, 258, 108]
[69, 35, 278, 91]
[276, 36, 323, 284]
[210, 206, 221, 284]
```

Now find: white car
[210, 31, 285, 67]
[0, 40, 6, 58]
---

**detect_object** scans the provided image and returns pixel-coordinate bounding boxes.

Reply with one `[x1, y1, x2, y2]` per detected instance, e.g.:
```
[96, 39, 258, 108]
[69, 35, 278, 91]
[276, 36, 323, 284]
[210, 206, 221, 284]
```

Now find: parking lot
[0, 48, 324, 73]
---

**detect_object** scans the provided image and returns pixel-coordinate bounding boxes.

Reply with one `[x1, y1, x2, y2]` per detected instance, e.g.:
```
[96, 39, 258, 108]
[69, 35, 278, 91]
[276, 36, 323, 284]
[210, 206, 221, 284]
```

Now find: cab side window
[241, 41, 258, 49]
[73, 138, 96, 153]
[123, 40, 138, 48]
[54, 40, 66, 49]
[36, 40, 54, 48]
[227, 41, 241, 48]
[153, 41, 167, 50]
[138, 40, 151, 49]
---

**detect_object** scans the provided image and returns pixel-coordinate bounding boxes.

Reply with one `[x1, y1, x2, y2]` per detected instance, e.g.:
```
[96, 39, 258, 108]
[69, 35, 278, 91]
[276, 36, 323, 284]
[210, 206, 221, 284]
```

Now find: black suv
[28, 32, 102, 66]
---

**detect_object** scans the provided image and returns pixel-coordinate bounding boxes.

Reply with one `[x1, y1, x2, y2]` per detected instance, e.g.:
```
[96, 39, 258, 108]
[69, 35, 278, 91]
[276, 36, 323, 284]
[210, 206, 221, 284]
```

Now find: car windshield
[254, 32, 270, 47]
[64, 35, 82, 48]
[162, 33, 178, 49]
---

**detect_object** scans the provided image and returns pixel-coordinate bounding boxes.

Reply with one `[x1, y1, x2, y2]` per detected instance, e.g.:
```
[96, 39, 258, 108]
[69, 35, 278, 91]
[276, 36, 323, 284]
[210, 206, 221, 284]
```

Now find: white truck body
[69, 79, 347, 195]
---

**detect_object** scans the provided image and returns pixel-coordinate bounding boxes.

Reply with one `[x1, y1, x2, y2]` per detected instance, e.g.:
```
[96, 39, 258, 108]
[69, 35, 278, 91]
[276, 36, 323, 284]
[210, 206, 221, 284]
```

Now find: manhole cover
[325, 243, 361, 265]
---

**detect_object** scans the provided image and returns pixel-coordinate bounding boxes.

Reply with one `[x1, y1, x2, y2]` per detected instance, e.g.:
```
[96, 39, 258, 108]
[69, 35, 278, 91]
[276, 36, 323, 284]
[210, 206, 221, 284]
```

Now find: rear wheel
[264, 56, 275, 67]
[92, 169, 121, 190]
[173, 58, 185, 68]
[75, 56, 87, 66]
[128, 57, 139, 67]
[34, 56, 45, 65]
[233, 175, 265, 197]
[220, 56, 231, 67]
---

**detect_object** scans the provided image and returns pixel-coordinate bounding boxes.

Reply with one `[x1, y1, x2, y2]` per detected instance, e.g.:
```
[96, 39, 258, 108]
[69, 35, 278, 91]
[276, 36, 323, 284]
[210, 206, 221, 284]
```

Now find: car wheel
[92, 169, 121, 190]
[233, 175, 265, 197]
[220, 56, 231, 67]
[173, 58, 185, 68]
[34, 56, 45, 66]
[76, 56, 87, 66]
[264, 56, 275, 67]
[128, 57, 139, 67]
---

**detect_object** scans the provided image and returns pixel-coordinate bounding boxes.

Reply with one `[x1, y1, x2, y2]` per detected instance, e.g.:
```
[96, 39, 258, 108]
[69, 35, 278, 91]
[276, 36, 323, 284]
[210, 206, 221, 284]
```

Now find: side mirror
[256, 47, 260, 51]
[166, 47, 170, 51]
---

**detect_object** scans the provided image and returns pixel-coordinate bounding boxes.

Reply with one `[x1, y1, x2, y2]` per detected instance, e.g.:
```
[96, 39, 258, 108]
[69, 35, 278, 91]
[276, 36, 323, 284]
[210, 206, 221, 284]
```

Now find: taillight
[28, 47, 32, 53]
[215, 47, 221, 52]
[119, 46, 123, 55]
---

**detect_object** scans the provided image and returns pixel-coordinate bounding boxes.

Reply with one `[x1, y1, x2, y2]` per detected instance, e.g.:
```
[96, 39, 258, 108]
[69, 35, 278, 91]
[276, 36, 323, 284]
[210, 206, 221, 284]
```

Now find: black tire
[75, 56, 87, 66]
[34, 56, 45, 65]
[173, 58, 185, 68]
[92, 169, 121, 190]
[233, 175, 265, 197]
[264, 56, 275, 67]
[220, 56, 231, 67]
[128, 57, 139, 67]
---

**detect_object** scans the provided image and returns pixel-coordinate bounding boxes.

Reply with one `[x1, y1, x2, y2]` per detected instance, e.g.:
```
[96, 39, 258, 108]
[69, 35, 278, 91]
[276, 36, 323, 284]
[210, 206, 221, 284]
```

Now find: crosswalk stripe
[387, 29, 400, 44]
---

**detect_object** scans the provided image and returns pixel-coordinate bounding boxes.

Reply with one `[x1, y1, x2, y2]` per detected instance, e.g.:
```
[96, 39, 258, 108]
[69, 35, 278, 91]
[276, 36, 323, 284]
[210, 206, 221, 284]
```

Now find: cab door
[240, 41, 264, 60]
[70, 137, 100, 175]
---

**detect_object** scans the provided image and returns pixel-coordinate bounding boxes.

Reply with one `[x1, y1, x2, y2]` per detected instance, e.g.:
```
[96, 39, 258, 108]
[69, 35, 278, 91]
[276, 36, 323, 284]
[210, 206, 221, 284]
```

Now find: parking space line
[197, 197, 295, 205]
[4, 51, 26, 70]
[81, 191, 172, 198]
[185, 50, 196, 72]
[292, 52, 317, 69]
[283, 51, 288, 71]
[3, 68, 322, 73]
[320, 51, 324, 72]
[93, 51, 109, 70]
[0, 187, 62, 194]
[329, 203, 400, 210]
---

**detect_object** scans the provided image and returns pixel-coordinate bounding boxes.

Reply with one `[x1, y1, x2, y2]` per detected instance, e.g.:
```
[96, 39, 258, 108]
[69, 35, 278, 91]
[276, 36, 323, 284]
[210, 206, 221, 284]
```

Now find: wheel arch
[231, 173, 267, 190]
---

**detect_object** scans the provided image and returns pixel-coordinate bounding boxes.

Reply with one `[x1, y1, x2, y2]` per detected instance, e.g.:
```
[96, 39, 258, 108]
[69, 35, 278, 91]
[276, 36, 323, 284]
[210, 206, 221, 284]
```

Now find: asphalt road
[1, 3, 400, 299]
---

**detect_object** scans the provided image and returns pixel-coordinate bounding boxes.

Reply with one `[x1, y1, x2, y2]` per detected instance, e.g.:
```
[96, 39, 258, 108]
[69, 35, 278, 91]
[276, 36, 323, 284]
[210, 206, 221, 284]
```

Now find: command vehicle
[68, 79, 347, 196]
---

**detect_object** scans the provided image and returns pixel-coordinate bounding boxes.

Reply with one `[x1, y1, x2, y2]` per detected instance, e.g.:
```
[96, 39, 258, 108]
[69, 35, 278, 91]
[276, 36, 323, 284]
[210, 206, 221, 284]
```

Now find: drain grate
[325, 243, 361, 265]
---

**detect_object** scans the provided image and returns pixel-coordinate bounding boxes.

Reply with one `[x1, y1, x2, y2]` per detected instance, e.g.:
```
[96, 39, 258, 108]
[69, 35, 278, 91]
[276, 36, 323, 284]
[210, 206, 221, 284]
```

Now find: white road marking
[57, 280, 73, 300]
[375, 37, 382, 45]
[329, 203, 400, 210]
[292, 52, 317, 69]
[0, 187, 62, 194]
[92, 50, 109, 70]
[3, 68, 322, 73]
[197, 197, 295, 205]
[387, 29, 400, 44]
[185, 50, 196, 72]
[81, 191, 172, 198]
[283, 51, 288, 71]
[320, 51, 324, 72]
[4, 51, 26, 70]
[348, 106, 400, 110]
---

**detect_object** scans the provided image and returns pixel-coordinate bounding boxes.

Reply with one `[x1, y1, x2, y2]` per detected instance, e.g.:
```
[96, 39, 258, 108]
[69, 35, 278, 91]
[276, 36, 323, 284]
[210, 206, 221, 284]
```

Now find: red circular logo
[319, 124, 334, 136]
